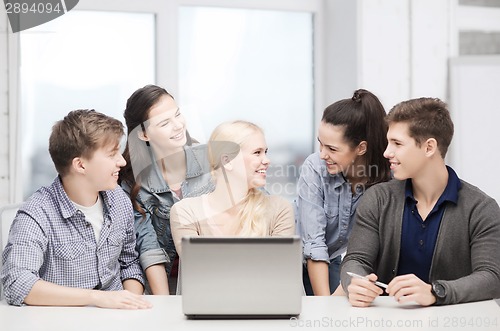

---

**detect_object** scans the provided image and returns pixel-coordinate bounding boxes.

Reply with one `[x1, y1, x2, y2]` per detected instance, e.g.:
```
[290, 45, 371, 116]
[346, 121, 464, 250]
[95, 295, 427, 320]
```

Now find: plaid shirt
[1, 177, 144, 306]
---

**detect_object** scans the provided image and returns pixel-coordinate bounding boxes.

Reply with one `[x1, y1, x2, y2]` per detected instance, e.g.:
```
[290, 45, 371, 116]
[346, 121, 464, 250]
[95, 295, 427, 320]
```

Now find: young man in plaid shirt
[1, 109, 151, 309]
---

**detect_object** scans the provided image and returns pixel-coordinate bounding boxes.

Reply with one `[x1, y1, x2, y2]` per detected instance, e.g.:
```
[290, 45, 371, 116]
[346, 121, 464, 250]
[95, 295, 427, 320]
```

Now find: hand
[346, 273, 383, 307]
[386, 274, 436, 306]
[91, 290, 153, 309]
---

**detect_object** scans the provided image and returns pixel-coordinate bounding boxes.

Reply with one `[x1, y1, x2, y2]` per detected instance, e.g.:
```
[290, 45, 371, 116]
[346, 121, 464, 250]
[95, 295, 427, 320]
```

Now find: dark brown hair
[119, 84, 194, 217]
[386, 97, 453, 158]
[322, 89, 391, 186]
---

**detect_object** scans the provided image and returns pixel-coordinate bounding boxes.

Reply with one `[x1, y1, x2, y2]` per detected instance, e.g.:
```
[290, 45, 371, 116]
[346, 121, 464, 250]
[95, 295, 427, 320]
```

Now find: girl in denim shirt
[120, 85, 214, 294]
[296, 89, 391, 296]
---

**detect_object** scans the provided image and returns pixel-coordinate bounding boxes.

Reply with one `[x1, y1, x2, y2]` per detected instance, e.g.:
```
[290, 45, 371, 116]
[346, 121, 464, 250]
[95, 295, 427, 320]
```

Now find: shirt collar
[404, 165, 461, 205]
[54, 176, 78, 219]
[314, 154, 349, 189]
[146, 145, 206, 193]
[323, 168, 347, 189]
[54, 176, 112, 220]
[185, 144, 206, 178]
[440, 166, 461, 204]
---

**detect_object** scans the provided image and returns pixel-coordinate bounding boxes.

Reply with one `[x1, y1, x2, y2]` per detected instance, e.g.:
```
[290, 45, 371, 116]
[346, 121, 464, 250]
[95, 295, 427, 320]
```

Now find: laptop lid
[181, 236, 302, 318]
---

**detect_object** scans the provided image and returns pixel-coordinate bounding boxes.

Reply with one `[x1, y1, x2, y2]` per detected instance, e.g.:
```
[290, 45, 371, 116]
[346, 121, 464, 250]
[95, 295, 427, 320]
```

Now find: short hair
[49, 109, 124, 176]
[386, 97, 454, 158]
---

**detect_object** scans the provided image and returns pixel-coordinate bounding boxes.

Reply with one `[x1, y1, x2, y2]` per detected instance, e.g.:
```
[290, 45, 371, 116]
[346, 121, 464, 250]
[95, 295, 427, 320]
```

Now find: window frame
[452, 0, 500, 54]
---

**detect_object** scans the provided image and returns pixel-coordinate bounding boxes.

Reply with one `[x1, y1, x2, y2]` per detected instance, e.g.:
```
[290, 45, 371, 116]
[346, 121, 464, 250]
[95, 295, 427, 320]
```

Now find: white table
[1, 296, 499, 331]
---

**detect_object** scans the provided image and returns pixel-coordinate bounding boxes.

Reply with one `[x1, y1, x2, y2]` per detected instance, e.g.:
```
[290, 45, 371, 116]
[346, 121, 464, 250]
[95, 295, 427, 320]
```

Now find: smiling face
[317, 121, 360, 176]
[239, 131, 270, 189]
[141, 95, 187, 154]
[81, 141, 126, 192]
[383, 122, 427, 180]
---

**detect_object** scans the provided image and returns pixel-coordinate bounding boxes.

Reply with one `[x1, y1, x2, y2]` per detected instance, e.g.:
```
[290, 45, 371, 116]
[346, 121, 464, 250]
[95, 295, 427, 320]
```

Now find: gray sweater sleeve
[340, 184, 391, 293]
[434, 184, 500, 305]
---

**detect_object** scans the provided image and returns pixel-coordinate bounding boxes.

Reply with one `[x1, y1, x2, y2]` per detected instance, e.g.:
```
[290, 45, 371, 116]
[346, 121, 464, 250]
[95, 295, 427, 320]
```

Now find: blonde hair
[208, 120, 268, 236]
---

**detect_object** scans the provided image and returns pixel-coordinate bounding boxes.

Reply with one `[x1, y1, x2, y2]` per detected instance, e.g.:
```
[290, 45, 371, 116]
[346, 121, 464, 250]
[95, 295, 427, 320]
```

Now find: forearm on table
[122, 278, 144, 295]
[24, 280, 97, 306]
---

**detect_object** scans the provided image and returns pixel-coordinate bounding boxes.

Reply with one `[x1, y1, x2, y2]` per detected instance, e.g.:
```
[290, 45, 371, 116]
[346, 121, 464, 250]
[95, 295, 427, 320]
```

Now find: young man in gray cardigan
[340, 97, 500, 307]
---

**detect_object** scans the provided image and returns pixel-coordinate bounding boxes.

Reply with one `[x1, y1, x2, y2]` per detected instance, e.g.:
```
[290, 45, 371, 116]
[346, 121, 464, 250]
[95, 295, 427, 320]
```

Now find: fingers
[386, 274, 435, 306]
[94, 290, 153, 309]
[117, 292, 153, 310]
[386, 274, 412, 297]
[120, 294, 153, 310]
[347, 274, 383, 307]
[387, 274, 422, 296]
[391, 285, 416, 302]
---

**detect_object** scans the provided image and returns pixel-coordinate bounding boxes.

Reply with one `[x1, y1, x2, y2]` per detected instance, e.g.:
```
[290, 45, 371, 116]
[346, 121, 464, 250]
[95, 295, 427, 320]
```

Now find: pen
[346, 272, 388, 289]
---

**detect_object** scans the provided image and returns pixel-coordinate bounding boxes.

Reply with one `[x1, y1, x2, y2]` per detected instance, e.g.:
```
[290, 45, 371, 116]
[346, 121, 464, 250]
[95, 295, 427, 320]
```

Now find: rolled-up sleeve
[1, 211, 47, 306]
[295, 156, 330, 263]
[133, 202, 169, 270]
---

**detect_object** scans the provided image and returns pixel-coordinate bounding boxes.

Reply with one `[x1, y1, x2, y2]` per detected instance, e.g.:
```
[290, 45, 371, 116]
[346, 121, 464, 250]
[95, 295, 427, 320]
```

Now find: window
[20, 10, 155, 197]
[459, 0, 500, 7]
[9, 0, 322, 202]
[456, 0, 500, 55]
[178, 6, 315, 200]
[459, 31, 500, 54]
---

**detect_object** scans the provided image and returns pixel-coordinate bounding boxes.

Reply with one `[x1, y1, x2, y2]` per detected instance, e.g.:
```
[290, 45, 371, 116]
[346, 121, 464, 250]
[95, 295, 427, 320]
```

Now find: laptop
[181, 236, 302, 319]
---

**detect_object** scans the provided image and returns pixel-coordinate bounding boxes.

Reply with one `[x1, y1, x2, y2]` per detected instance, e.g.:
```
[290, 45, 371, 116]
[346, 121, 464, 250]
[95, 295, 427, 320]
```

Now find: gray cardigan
[340, 179, 500, 305]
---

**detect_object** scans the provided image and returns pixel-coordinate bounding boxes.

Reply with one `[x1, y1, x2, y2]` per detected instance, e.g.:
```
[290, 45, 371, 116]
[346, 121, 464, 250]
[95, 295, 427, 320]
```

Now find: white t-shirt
[72, 195, 104, 243]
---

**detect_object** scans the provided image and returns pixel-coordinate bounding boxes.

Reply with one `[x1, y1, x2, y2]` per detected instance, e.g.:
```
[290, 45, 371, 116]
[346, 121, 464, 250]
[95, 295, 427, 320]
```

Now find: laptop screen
[181, 236, 303, 318]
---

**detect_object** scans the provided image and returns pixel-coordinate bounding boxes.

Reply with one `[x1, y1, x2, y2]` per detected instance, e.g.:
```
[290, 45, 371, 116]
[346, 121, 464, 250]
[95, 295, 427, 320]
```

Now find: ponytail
[356, 89, 391, 185]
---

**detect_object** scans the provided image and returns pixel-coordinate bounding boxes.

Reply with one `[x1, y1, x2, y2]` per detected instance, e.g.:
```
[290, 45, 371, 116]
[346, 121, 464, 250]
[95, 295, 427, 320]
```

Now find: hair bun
[352, 90, 362, 103]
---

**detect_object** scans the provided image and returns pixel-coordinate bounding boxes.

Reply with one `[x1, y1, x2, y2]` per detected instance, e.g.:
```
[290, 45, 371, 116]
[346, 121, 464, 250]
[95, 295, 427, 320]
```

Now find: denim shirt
[122, 144, 214, 274]
[295, 153, 363, 263]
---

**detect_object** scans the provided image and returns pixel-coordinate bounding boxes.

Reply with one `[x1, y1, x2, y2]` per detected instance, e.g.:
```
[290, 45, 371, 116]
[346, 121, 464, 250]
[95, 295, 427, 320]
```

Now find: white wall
[358, 0, 411, 109]
[0, 11, 10, 205]
[324, 0, 359, 106]
[324, 0, 452, 111]
[449, 57, 500, 203]
[410, 0, 451, 101]
[357, 0, 452, 110]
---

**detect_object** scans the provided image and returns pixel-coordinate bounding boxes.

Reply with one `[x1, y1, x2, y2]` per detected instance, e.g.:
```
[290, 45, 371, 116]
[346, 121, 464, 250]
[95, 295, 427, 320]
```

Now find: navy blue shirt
[397, 166, 461, 283]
